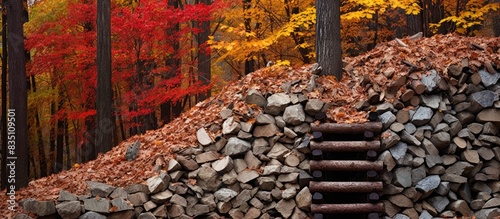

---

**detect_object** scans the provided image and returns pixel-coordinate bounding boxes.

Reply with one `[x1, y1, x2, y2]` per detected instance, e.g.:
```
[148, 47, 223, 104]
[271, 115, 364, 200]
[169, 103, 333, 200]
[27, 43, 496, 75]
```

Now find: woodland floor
[1, 34, 499, 217]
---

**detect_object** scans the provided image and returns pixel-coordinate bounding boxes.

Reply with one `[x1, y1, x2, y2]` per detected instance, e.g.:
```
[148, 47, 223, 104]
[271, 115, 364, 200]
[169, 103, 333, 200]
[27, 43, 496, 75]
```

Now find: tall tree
[198, 0, 212, 101]
[7, 0, 29, 188]
[243, 0, 255, 74]
[1, 5, 7, 189]
[316, 0, 342, 80]
[96, 0, 113, 155]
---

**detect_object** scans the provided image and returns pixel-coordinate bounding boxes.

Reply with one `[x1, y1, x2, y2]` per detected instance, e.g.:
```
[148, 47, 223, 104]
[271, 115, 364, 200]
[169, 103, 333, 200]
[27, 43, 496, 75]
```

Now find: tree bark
[30, 76, 47, 178]
[7, 0, 29, 188]
[243, 0, 255, 74]
[197, 0, 212, 101]
[96, 0, 113, 155]
[316, 0, 342, 80]
[1, 10, 8, 189]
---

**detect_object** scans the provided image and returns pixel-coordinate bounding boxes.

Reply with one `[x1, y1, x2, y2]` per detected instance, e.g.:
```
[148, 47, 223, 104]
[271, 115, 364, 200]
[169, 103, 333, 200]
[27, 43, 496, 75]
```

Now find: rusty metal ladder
[309, 122, 384, 219]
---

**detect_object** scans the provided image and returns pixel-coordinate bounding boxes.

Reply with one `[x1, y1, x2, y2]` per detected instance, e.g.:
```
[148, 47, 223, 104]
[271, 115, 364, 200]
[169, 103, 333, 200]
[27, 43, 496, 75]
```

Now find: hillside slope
[1, 34, 499, 217]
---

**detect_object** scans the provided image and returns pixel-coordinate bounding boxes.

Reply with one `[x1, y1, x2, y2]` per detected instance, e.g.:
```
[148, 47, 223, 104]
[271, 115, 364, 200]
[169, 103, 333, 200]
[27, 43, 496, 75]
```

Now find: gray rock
[276, 199, 295, 218]
[441, 173, 467, 183]
[237, 169, 259, 183]
[282, 188, 296, 200]
[245, 89, 267, 107]
[224, 137, 251, 156]
[429, 132, 450, 150]
[394, 167, 412, 188]
[212, 156, 233, 174]
[167, 159, 182, 172]
[393, 214, 410, 219]
[256, 114, 276, 124]
[196, 128, 213, 146]
[421, 69, 441, 92]
[479, 68, 500, 87]
[111, 198, 134, 211]
[222, 117, 241, 135]
[305, 99, 324, 116]
[232, 189, 256, 208]
[214, 188, 238, 202]
[483, 122, 499, 135]
[476, 208, 500, 219]
[389, 142, 407, 164]
[86, 181, 116, 198]
[244, 151, 262, 169]
[425, 155, 443, 168]
[22, 199, 56, 217]
[79, 212, 107, 219]
[419, 210, 433, 219]
[469, 90, 499, 112]
[283, 104, 306, 125]
[381, 130, 400, 150]
[267, 143, 290, 159]
[253, 123, 280, 137]
[197, 166, 221, 192]
[415, 175, 440, 196]
[125, 140, 140, 161]
[428, 196, 449, 213]
[127, 192, 149, 206]
[147, 175, 166, 194]
[379, 111, 396, 130]
[421, 94, 441, 109]
[401, 131, 421, 146]
[411, 106, 433, 126]
[55, 201, 81, 219]
[109, 187, 128, 199]
[195, 151, 220, 164]
[296, 187, 312, 210]
[278, 173, 299, 183]
[257, 177, 276, 190]
[58, 190, 78, 202]
[177, 156, 199, 171]
[83, 198, 110, 214]
[222, 170, 238, 185]
[265, 93, 291, 115]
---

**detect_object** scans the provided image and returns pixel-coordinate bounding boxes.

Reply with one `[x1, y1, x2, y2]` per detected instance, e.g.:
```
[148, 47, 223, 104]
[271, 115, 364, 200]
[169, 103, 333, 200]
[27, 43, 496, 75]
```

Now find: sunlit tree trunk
[316, 0, 342, 80]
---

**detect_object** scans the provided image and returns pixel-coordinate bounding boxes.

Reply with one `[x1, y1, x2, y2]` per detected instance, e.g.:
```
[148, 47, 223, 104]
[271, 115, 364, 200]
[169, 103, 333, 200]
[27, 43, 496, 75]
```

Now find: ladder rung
[309, 181, 383, 193]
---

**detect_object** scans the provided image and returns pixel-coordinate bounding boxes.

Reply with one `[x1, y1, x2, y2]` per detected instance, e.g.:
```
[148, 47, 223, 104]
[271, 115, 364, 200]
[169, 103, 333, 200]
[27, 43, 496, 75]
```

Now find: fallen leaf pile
[1, 33, 498, 217]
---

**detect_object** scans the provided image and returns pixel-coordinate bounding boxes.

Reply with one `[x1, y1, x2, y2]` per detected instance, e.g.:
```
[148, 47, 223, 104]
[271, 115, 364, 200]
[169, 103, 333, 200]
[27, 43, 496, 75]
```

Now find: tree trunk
[316, 0, 342, 80]
[1, 11, 8, 189]
[161, 0, 181, 124]
[64, 119, 70, 170]
[96, 0, 113, 155]
[197, 0, 212, 101]
[7, 0, 29, 188]
[284, 0, 312, 64]
[55, 98, 64, 173]
[31, 76, 47, 178]
[243, 0, 255, 74]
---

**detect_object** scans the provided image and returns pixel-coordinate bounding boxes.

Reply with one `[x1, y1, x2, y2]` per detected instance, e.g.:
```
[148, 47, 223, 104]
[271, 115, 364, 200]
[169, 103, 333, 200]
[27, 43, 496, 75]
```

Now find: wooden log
[309, 181, 383, 193]
[314, 214, 324, 219]
[368, 88, 380, 104]
[310, 160, 383, 172]
[411, 80, 426, 94]
[312, 131, 323, 142]
[311, 122, 383, 134]
[312, 170, 323, 180]
[314, 112, 327, 122]
[364, 131, 375, 141]
[311, 203, 384, 214]
[368, 112, 379, 122]
[485, 61, 496, 74]
[366, 170, 378, 180]
[368, 192, 380, 202]
[310, 141, 380, 152]
[401, 89, 415, 102]
[396, 110, 410, 123]
[312, 192, 324, 204]
[393, 100, 405, 110]
[312, 149, 323, 160]
[392, 75, 408, 88]
[470, 73, 482, 85]
[409, 96, 420, 106]
[366, 150, 378, 161]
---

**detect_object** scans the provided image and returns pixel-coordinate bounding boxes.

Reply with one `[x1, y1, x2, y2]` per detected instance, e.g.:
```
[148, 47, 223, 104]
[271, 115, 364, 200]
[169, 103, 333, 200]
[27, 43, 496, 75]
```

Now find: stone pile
[362, 62, 500, 219]
[18, 89, 320, 219]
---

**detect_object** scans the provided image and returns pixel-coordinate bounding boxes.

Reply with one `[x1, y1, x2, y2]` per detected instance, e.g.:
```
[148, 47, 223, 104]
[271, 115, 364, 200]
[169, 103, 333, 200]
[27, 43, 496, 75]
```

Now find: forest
[0, 0, 499, 190]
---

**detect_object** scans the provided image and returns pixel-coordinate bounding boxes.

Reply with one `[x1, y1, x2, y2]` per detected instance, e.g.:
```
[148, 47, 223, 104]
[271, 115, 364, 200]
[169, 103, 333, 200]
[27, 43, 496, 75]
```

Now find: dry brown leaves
[1, 34, 499, 217]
